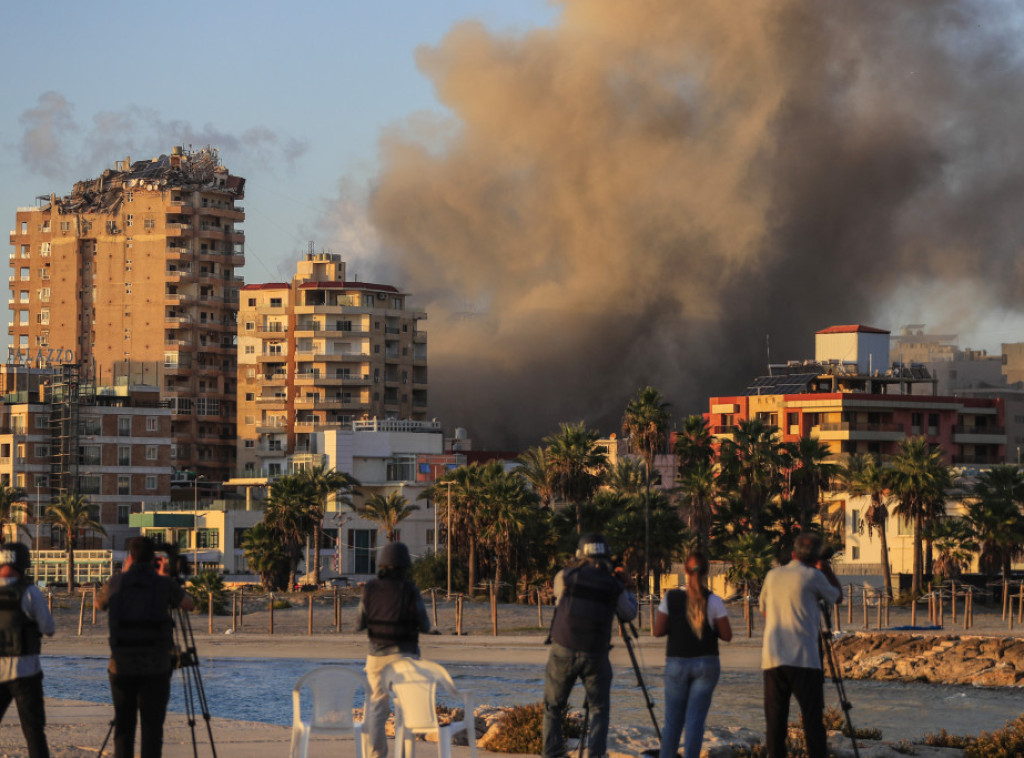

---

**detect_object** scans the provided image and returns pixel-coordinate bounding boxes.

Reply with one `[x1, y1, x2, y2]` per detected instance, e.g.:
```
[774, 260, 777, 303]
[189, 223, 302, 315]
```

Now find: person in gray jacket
[356, 541, 431, 758]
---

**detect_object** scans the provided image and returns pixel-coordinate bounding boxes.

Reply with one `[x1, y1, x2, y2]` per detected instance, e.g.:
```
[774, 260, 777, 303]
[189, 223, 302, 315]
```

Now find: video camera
[154, 542, 192, 583]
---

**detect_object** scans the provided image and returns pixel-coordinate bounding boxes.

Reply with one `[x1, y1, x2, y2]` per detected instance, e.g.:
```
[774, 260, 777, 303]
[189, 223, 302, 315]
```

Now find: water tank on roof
[454, 427, 468, 440]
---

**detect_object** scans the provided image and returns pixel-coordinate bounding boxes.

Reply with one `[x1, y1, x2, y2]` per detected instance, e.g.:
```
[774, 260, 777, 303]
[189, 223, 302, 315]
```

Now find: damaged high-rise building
[8, 146, 244, 484]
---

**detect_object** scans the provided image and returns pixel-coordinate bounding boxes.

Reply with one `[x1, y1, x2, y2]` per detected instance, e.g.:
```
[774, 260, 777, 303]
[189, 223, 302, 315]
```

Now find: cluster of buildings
[7, 147, 1022, 586]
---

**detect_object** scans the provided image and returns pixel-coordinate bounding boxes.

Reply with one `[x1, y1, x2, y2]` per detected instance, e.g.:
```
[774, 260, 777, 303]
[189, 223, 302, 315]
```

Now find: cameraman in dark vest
[356, 541, 431, 758]
[0, 542, 55, 758]
[95, 536, 193, 758]
[543, 533, 637, 758]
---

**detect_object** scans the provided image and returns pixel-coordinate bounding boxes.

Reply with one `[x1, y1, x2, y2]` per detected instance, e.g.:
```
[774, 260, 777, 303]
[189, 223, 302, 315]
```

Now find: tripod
[97, 607, 217, 758]
[819, 600, 859, 758]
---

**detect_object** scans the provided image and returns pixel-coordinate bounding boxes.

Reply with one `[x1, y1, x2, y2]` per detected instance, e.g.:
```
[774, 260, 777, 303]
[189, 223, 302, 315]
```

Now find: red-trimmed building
[236, 251, 428, 477]
[706, 325, 1004, 465]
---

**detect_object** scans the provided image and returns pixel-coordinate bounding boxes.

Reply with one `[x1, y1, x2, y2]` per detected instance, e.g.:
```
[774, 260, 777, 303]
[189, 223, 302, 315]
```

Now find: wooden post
[491, 582, 498, 637]
[884, 595, 890, 627]
[47, 591, 52, 614]
[430, 588, 438, 629]
[835, 601, 842, 632]
[911, 594, 917, 627]
[537, 587, 543, 628]
[91, 588, 97, 625]
[208, 592, 213, 634]
[308, 593, 313, 635]
[77, 591, 86, 636]
[847, 589, 854, 625]
[269, 594, 274, 635]
[877, 590, 883, 629]
[1018, 583, 1023, 624]
[232, 593, 237, 632]
[1003, 580, 1009, 620]
[951, 582, 957, 624]
[939, 587, 944, 627]
[239, 590, 244, 629]
[745, 596, 753, 638]
[862, 586, 868, 629]
[456, 594, 464, 636]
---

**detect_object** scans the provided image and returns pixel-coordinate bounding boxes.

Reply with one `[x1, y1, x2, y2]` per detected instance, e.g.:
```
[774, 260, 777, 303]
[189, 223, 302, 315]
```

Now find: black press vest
[551, 564, 623, 655]
[362, 577, 419, 649]
[0, 581, 41, 657]
[665, 588, 719, 658]
[107, 566, 175, 659]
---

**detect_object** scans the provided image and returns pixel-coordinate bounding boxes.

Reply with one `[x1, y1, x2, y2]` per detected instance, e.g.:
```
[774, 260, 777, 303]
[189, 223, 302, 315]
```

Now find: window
[850, 509, 859, 533]
[80, 445, 101, 465]
[20, 292, 28, 304]
[385, 455, 417, 482]
[35, 415, 49, 429]
[244, 440, 255, 448]
[118, 505, 130, 525]
[118, 417, 131, 436]
[118, 475, 131, 495]
[348, 529, 377, 574]
[126, 214, 133, 227]
[146, 475, 157, 490]
[19, 268, 29, 280]
[851, 545, 860, 560]
[34, 444, 48, 458]
[144, 218, 155, 230]
[146, 446, 158, 461]
[79, 476, 101, 495]
[244, 345, 255, 354]
[33, 474, 46, 488]
[60, 222, 70, 232]
[118, 446, 131, 466]
[147, 417, 158, 431]
[197, 529, 220, 549]
[245, 393, 255, 401]
[269, 298, 282, 308]
[247, 298, 256, 307]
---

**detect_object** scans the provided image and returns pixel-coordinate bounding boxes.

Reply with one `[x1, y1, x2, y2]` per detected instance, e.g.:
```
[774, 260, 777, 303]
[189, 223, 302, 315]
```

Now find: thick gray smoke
[363, 0, 1024, 448]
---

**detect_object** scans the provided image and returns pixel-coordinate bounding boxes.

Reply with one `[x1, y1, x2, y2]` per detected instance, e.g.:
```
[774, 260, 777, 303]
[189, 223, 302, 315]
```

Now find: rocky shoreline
[833, 632, 1024, 687]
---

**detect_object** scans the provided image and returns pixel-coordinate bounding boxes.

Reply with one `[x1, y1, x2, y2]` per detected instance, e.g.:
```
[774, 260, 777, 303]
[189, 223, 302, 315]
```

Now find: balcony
[257, 395, 288, 404]
[255, 421, 288, 434]
[166, 248, 193, 260]
[953, 425, 1006, 444]
[166, 222, 192, 233]
[413, 331, 427, 343]
[815, 422, 907, 442]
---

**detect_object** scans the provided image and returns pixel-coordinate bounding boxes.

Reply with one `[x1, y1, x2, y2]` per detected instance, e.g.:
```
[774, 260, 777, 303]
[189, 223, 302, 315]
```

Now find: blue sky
[0, 0, 557, 285]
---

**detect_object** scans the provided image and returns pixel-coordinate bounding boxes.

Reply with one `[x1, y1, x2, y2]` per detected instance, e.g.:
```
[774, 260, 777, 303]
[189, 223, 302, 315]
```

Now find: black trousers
[0, 671, 50, 758]
[763, 666, 827, 758]
[109, 671, 173, 758]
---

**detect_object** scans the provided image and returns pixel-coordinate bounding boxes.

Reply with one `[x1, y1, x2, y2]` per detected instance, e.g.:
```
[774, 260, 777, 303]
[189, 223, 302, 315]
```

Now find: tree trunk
[879, 516, 894, 600]
[312, 519, 323, 585]
[912, 513, 923, 597]
[66, 547, 75, 595]
[468, 539, 476, 598]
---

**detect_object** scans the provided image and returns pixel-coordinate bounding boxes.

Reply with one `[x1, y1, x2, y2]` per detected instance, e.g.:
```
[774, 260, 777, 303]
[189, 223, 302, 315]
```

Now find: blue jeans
[543, 642, 613, 757]
[659, 655, 721, 758]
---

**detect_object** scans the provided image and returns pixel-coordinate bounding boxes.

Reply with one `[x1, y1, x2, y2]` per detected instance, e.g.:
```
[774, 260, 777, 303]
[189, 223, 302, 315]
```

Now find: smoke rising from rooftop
[357, 0, 1024, 448]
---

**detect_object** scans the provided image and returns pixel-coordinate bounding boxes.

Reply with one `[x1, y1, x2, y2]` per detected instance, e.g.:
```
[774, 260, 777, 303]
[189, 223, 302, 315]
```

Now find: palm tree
[676, 461, 718, 555]
[622, 386, 671, 472]
[295, 465, 359, 585]
[838, 453, 895, 599]
[359, 492, 419, 542]
[965, 466, 1024, 584]
[604, 457, 647, 497]
[889, 437, 952, 598]
[717, 418, 787, 531]
[434, 462, 496, 596]
[241, 522, 290, 591]
[517, 446, 557, 509]
[785, 436, 835, 531]
[0, 485, 27, 543]
[44, 492, 106, 593]
[264, 474, 315, 589]
[725, 532, 775, 597]
[674, 414, 715, 472]
[477, 467, 539, 600]
[544, 422, 607, 535]
[926, 517, 976, 580]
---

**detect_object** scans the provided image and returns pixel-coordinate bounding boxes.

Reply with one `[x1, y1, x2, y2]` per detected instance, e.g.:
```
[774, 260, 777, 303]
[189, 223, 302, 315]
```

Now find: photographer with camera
[543, 533, 637, 758]
[759, 532, 842, 758]
[0, 542, 55, 758]
[95, 536, 193, 758]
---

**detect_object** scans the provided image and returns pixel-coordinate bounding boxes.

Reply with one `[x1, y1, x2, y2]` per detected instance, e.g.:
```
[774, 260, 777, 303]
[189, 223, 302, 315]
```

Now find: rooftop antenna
[766, 333, 772, 376]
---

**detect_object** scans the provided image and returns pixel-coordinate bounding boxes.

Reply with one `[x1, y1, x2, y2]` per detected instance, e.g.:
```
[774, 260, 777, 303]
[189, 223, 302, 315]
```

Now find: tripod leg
[96, 718, 115, 757]
[577, 699, 589, 758]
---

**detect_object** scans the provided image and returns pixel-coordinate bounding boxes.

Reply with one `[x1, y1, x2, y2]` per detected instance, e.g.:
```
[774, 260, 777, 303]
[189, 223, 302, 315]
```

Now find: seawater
[44, 656, 1022, 742]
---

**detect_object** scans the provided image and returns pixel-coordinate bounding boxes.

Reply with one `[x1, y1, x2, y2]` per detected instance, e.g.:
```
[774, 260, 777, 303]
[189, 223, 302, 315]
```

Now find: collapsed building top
[48, 145, 245, 215]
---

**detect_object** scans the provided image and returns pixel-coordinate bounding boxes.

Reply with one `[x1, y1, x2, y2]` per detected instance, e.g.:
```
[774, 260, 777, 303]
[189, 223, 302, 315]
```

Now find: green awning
[129, 514, 195, 528]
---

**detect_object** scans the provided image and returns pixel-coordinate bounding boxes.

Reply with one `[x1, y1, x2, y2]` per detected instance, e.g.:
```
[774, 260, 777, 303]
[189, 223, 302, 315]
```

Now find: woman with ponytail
[653, 551, 732, 758]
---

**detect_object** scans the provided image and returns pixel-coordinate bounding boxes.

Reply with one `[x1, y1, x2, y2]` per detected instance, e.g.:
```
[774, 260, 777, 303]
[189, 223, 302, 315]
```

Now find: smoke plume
[358, 0, 1024, 448]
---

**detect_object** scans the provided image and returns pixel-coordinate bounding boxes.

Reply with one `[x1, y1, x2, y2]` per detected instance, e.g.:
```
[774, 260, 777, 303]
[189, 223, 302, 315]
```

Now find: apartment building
[0, 365, 172, 552]
[8, 146, 244, 483]
[236, 251, 428, 476]
[706, 324, 1006, 465]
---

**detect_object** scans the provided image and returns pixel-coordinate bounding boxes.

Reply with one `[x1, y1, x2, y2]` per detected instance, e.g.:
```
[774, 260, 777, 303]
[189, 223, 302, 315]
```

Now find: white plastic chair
[381, 659, 477, 758]
[290, 666, 367, 758]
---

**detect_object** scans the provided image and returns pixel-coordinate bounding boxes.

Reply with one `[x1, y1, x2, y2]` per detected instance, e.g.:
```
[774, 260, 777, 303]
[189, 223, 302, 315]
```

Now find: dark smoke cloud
[18, 95, 308, 181]
[356, 0, 1024, 448]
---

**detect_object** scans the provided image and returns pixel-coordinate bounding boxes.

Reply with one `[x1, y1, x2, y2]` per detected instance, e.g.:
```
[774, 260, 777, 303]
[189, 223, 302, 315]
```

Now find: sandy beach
[8, 592, 1023, 757]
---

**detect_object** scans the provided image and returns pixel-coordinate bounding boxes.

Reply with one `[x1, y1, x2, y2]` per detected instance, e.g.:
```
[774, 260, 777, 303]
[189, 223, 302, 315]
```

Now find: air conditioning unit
[377, 292, 387, 300]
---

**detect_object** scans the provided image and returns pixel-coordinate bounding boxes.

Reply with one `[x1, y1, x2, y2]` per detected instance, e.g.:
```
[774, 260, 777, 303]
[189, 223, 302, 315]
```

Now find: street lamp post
[193, 474, 205, 570]
[445, 481, 453, 599]
[34, 479, 41, 552]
